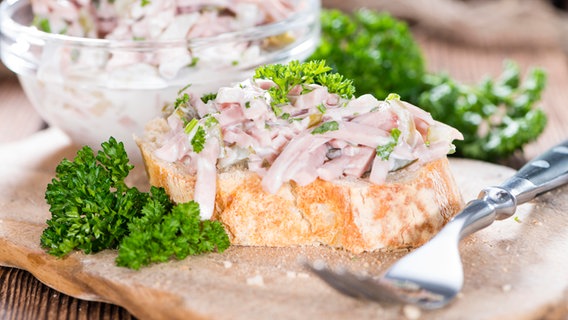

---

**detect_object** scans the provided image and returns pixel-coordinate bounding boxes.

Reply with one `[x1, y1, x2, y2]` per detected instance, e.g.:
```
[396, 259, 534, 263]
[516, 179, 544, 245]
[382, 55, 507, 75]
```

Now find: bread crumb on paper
[286, 271, 310, 279]
[246, 274, 265, 287]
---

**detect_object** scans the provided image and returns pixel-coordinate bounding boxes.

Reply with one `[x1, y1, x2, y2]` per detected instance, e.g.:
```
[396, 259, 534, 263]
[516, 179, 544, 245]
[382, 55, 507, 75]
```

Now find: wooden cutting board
[1, 128, 567, 320]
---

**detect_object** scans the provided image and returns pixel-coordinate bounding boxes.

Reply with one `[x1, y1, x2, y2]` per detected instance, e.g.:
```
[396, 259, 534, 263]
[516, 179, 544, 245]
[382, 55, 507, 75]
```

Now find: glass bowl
[0, 0, 320, 160]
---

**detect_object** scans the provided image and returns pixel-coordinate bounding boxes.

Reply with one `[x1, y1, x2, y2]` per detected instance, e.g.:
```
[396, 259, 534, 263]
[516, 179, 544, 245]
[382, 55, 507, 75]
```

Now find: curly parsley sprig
[116, 196, 229, 270]
[40, 137, 229, 268]
[418, 60, 547, 160]
[253, 60, 355, 116]
[311, 121, 339, 134]
[309, 9, 425, 102]
[41, 138, 143, 257]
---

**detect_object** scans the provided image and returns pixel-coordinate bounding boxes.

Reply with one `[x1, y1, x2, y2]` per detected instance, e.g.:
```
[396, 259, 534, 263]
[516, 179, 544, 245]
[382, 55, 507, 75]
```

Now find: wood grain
[0, 267, 134, 320]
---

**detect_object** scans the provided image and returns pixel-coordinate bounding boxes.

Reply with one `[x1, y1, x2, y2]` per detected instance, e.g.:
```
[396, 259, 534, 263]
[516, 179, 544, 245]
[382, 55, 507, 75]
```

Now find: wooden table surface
[2, 17, 568, 320]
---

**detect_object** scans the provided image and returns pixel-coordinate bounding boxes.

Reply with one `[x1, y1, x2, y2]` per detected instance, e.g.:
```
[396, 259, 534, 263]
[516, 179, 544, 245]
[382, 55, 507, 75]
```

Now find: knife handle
[500, 140, 568, 208]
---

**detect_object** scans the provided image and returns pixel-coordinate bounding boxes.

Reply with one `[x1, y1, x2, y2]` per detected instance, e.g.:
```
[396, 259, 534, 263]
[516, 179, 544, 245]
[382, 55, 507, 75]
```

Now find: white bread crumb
[246, 275, 265, 286]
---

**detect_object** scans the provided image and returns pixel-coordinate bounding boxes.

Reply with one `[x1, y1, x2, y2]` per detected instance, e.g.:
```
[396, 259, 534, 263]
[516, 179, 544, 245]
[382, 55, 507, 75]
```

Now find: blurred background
[321, 0, 568, 51]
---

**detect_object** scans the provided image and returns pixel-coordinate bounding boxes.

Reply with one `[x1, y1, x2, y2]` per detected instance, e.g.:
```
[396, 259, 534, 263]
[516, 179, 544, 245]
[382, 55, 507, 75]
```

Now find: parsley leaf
[191, 126, 206, 153]
[312, 121, 339, 134]
[201, 92, 217, 104]
[32, 16, 52, 33]
[253, 60, 355, 113]
[184, 118, 207, 153]
[316, 72, 355, 99]
[40, 137, 230, 269]
[116, 200, 230, 270]
[175, 92, 191, 109]
[204, 114, 219, 128]
[309, 9, 425, 102]
[376, 128, 401, 160]
[41, 137, 147, 257]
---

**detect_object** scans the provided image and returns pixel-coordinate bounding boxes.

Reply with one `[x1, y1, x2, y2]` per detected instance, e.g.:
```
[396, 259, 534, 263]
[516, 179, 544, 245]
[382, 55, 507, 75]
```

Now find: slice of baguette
[137, 118, 464, 253]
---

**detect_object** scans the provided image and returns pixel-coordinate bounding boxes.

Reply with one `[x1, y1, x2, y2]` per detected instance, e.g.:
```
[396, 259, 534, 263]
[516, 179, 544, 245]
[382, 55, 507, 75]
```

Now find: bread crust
[137, 118, 464, 253]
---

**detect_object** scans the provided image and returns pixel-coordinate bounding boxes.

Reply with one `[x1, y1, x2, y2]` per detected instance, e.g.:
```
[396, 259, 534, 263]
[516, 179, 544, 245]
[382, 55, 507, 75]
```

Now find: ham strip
[321, 122, 391, 148]
[262, 133, 330, 194]
[194, 138, 220, 220]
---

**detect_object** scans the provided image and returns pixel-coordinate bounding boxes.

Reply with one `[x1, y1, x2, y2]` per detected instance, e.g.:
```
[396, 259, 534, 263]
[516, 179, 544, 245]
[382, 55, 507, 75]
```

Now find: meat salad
[153, 61, 464, 219]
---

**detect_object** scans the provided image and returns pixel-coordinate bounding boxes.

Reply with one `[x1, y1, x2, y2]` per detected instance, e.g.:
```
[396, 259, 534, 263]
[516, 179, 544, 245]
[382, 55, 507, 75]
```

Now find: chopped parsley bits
[272, 104, 284, 117]
[33, 17, 52, 33]
[312, 120, 339, 134]
[175, 92, 191, 109]
[191, 126, 207, 153]
[376, 128, 401, 160]
[188, 57, 199, 67]
[201, 92, 217, 104]
[184, 118, 207, 153]
[204, 114, 219, 127]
